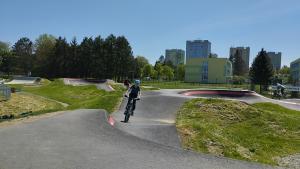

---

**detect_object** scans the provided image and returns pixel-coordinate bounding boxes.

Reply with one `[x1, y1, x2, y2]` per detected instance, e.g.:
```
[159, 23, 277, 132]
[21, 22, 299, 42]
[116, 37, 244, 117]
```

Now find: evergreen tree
[115, 36, 134, 81]
[48, 37, 69, 78]
[1, 34, 135, 80]
[231, 50, 246, 76]
[79, 37, 94, 78]
[93, 36, 104, 78]
[12, 37, 34, 75]
[0, 51, 15, 76]
[103, 35, 117, 79]
[249, 48, 274, 93]
[68, 37, 79, 77]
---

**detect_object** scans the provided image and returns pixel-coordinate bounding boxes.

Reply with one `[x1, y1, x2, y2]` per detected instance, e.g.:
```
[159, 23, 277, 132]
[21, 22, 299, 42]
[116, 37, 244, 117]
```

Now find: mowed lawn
[22, 79, 125, 112]
[176, 98, 300, 166]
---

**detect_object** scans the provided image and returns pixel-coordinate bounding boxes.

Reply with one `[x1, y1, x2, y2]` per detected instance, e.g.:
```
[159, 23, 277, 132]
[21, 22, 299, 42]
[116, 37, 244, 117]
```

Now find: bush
[232, 76, 246, 85]
[291, 91, 299, 98]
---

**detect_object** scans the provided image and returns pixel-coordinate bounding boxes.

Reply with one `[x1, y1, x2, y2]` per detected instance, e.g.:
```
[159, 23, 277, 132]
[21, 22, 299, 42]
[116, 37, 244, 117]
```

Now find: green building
[290, 58, 300, 85]
[185, 58, 232, 83]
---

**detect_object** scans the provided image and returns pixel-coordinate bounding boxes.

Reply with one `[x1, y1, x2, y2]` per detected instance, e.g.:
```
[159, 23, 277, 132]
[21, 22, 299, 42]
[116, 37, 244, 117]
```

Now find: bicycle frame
[123, 96, 139, 123]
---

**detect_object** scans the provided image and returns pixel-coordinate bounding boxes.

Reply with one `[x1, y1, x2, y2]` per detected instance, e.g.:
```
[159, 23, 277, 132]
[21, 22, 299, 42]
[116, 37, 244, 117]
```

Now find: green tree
[0, 51, 15, 76]
[68, 37, 80, 77]
[151, 69, 158, 79]
[164, 60, 175, 69]
[81, 37, 95, 78]
[154, 61, 163, 80]
[231, 50, 247, 76]
[176, 64, 185, 81]
[47, 37, 69, 78]
[279, 65, 290, 74]
[249, 49, 273, 93]
[115, 36, 134, 81]
[92, 36, 105, 78]
[34, 34, 56, 77]
[12, 37, 34, 75]
[0, 41, 10, 52]
[102, 35, 117, 79]
[142, 64, 153, 78]
[162, 65, 174, 80]
[134, 56, 149, 78]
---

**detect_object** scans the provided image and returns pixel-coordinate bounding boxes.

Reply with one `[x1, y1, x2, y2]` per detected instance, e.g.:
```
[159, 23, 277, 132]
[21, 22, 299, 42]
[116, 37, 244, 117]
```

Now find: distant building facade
[230, 47, 250, 70]
[165, 49, 185, 66]
[185, 58, 232, 84]
[209, 53, 218, 58]
[158, 55, 165, 64]
[290, 58, 300, 85]
[186, 40, 211, 60]
[267, 52, 281, 70]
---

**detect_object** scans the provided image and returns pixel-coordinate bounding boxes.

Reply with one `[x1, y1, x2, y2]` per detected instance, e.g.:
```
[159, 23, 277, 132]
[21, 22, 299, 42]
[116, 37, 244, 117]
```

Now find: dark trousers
[127, 97, 137, 111]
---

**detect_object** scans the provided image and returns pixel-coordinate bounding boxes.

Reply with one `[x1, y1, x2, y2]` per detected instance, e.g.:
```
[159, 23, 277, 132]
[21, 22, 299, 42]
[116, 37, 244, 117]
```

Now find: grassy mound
[23, 80, 124, 112]
[176, 98, 300, 165]
[1, 79, 125, 123]
[0, 93, 63, 119]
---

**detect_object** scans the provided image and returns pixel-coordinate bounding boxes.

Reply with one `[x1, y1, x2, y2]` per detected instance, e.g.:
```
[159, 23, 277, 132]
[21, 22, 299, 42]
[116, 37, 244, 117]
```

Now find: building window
[201, 61, 208, 82]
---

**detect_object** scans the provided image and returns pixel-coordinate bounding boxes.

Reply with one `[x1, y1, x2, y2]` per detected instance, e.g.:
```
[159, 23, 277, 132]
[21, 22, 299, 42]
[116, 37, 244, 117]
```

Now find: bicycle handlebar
[124, 95, 140, 101]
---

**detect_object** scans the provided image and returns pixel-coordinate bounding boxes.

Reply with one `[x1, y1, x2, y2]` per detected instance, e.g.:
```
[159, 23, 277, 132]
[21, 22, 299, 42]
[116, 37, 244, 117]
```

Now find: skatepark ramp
[5, 76, 41, 85]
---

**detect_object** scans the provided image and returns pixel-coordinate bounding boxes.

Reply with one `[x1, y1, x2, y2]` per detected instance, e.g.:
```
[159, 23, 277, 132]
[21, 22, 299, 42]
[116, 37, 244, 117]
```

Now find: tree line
[135, 55, 185, 81]
[0, 34, 140, 81]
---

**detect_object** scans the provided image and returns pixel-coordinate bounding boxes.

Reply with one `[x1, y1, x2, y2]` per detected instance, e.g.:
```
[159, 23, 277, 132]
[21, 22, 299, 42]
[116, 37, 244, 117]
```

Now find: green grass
[176, 99, 300, 165]
[0, 92, 63, 122]
[140, 86, 160, 91]
[21, 79, 125, 112]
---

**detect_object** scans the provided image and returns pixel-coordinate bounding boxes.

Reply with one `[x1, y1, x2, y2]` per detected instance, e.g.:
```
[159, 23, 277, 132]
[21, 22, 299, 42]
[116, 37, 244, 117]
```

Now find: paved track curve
[0, 89, 293, 169]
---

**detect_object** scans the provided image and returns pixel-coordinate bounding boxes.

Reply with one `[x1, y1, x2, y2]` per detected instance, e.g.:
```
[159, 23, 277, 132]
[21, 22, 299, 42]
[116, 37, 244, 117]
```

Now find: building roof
[291, 58, 300, 65]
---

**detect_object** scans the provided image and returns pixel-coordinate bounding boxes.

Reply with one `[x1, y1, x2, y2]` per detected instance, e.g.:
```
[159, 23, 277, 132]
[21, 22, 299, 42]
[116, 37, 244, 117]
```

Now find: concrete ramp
[113, 91, 188, 148]
[63, 78, 114, 91]
[5, 77, 40, 85]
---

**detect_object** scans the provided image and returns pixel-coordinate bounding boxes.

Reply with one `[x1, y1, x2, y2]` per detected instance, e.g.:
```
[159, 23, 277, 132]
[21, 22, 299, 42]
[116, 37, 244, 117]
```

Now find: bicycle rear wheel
[124, 112, 130, 122]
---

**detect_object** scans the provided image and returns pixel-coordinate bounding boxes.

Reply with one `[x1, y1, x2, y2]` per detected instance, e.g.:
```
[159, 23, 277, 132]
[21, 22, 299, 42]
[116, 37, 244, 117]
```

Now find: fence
[269, 85, 300, 92]
[0, 84, 11, 101]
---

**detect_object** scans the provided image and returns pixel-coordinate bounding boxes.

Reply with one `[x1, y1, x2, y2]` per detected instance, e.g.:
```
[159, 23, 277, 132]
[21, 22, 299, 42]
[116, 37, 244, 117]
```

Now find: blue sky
[1, 0, 300, 66]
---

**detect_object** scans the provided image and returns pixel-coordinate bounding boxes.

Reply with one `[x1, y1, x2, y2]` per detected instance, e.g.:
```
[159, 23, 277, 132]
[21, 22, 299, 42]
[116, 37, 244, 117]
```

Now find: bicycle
[123, 95, 140, 123]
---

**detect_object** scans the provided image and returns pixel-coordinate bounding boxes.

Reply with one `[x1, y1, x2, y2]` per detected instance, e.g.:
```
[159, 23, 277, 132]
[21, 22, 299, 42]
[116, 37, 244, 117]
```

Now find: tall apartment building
[165, 49, 185, 66]
[229, 47, 250, 70]
[267, 52, 282, 70]
[290, 58, 300, 85]
[186, 40, 211, 60]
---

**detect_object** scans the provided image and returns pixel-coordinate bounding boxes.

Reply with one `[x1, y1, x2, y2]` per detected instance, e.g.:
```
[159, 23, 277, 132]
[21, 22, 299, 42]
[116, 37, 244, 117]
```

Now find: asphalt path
[1, 89, 295, 169]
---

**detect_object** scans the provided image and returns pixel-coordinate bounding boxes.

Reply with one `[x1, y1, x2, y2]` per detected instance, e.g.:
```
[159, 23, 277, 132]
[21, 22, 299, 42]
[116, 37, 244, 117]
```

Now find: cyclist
[123, 79, 131, 89]
[125, 79, 141, 115]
